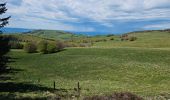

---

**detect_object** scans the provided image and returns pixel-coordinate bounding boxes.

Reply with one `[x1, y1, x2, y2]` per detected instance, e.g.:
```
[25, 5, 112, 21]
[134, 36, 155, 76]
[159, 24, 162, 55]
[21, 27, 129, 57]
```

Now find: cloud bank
[4, 0, 170, 33]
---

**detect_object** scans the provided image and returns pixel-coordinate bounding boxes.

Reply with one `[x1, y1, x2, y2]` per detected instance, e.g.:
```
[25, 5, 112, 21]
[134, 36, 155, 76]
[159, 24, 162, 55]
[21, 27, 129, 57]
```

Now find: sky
[2, 0, 170, 34]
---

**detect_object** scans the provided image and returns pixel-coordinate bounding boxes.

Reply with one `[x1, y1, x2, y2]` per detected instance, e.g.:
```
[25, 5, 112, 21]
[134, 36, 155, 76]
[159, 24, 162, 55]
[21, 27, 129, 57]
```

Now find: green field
[2, 47, 169, 98]
[94, 31, 170, 48]
[1, 30, 170, 99]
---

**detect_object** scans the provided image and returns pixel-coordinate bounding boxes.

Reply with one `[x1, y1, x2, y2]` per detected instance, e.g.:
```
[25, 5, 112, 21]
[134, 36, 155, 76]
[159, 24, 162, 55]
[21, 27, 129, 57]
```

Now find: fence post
[77, 82, 80, 98]
[38, 78, 40, 83]
[53, 81, 55, 90]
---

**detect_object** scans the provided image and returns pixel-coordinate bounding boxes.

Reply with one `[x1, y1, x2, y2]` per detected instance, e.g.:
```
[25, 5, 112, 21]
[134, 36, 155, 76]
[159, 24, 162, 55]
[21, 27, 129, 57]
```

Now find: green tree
[0, 3, 10, 71]
[9, 41, 23, 49]
[38, 40, 48, 54]
[47, 43, 56, 53]
[56, 41, 65, 51]
[24, 42, 37, 53]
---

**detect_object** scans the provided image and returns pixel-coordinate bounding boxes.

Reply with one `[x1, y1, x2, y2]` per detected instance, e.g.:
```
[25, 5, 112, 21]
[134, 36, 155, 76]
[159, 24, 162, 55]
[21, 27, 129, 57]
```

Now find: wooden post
[77, 82, 80, 98]
[78, 82, 80, 90]
[53, 81, 55, 90]
[38, 78, 40, 83]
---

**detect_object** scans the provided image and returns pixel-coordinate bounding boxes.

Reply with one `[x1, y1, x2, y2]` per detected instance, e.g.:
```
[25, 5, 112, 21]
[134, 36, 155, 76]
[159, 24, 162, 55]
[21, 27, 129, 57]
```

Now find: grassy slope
[94, 31, 170, 48]
[29, 30, 85, 40]
[2, 34, 56, 42]
[1, 30, 170, 99]
[7, 48, 170, 96]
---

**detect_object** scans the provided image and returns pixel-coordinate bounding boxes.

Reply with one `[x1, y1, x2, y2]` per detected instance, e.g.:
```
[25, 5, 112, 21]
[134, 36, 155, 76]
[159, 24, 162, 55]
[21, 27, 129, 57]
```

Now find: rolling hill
[93, 30, 170, 48]
[2, 27, 33, 33]
[1, 29, 170, 99]
[2, 28, 87, 41]
[2, 28, 170, 48]
[26, 30, 86, 40]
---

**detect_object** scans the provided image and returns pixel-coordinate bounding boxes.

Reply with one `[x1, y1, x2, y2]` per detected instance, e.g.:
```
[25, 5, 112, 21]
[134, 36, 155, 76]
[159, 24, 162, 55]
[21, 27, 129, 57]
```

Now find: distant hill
[1, 34, 56, 43]
[27, 30, 86, 40]
[1, 28, 87, 40]
[94, 29, 170, 48]
[126, 29, 170, 35]
[1, 27, 33, 33]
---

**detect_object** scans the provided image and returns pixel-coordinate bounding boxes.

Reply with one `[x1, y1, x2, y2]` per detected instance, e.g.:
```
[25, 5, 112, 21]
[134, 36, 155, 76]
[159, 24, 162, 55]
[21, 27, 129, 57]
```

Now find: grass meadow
[1, 31, 170, 99]
[2, 47, 170, 99]
[94, 31, 170, 48]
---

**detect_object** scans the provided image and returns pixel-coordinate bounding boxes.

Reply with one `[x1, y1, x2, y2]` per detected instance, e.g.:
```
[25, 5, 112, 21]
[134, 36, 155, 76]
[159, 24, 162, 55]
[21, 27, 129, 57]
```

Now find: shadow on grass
[44, 49, 67, 55]
[0, 56, 76, 100]
[56, 49, 66, 53]
[0, 56, 24, 82]
[0, 81, 67, 100]
[0, 56, 19, 74]
[0, 82, 53, 93]
[0, 56, 60, 100]
[0, 76, 13, 81]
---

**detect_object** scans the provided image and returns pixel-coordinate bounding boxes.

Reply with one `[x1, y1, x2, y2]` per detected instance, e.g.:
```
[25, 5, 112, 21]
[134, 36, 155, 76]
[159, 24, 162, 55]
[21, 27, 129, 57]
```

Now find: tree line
[24, 40, 65, 54]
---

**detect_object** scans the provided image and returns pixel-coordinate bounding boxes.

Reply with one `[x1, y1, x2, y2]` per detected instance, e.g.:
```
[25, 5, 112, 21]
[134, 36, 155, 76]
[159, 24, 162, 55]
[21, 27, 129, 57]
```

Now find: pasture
[94, 31, 170, 48]
[1, 47, 170, 99]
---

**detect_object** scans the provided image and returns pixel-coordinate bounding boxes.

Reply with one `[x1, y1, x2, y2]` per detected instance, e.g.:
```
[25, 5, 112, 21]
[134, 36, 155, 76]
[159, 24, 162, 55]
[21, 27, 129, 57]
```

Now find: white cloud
[143, 23, 170, 29]
[5, 0, 170, 31]
[144, 0, 170, 9]
[8, 15, 95, 32]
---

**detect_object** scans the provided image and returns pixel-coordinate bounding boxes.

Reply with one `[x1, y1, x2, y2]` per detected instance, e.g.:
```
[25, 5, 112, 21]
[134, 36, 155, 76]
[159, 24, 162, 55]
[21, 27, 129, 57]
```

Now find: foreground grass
[2, 47, 169, 98]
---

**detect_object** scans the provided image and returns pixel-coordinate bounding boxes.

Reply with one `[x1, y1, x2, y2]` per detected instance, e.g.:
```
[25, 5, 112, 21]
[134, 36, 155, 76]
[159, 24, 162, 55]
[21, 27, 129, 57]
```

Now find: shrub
[107, 34, 114, 37]
[103, 39, 107, 42]
[38, 40, 58, 54]
[56, 41, 65, 51]
[9, 41, 23, 49]
[24, 42, 37, 53]
[110, 38, 114, 40]
[95, 39, 107, 42]
[66, 43, 79, 47]
[121, 34, 129, 41]
[38, 40, 48, 54]
[79, 43, 92, 47]
[79, 43, 87, 47]
[47, 43, 56, 53]
[129, 36, 137, 41]
[82, 40, 89, 43]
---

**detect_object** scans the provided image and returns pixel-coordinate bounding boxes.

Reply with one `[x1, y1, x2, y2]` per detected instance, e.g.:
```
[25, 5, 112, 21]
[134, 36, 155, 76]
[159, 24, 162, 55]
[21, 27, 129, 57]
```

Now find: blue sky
[2, 0, 170, 34]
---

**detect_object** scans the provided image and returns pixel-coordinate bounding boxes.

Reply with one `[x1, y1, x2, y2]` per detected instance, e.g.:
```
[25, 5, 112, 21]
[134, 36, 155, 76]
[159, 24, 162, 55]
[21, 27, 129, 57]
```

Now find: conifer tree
[0, 2, 10, 71]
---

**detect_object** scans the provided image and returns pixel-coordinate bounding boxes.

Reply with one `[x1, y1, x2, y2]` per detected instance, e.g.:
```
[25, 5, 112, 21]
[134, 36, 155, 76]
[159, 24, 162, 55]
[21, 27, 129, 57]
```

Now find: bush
[82, 40, 89, 43]
[56, 41, 65, 51]
[9, 41, 23, 49]
[66, 42, 79, 47]
[47, 43, 56, 53]
[129, 36, 137, 41]
[107, 34, 114, 37]
[79, 43, 92, 47]
[38, 40, 58, 54]
[110, 38, 114, 40]
[79, 43, 87, 47]
[95, 39, 107, 42]
[38, 40, 48, 54]
[24, 42, 37, 53]
[121, 34, 129, 41]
